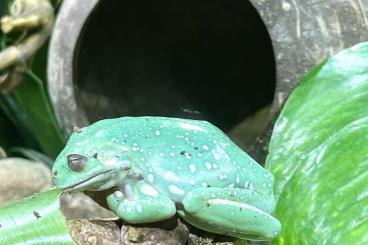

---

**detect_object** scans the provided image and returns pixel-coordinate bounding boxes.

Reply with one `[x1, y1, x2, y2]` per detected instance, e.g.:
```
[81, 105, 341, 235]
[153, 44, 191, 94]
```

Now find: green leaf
[8, 59, 66, 158]
[0, 188, 76, 244]
[266, 42, 368, 244]
[0, 40, 65, 158]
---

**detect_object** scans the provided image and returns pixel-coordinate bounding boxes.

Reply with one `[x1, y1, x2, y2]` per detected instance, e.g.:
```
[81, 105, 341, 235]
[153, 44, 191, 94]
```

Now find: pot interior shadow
[75, 0, 275, 146]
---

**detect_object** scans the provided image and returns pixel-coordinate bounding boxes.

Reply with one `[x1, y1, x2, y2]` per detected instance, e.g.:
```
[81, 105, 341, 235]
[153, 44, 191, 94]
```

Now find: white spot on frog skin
[236, 174, 240, 183]
[140, 157, 145, 161]
[118, 160, 130, 170]
[169, 185, 185, 196]
[120, 145, 129, 152]
[114, 191, 124, 199]
[189, 164, 196, 173]
[170, 152, 175, 157]
[147, 174, 154, 183]
[136, 204, 142, 213]
[201, 182, 208, 187]
[155, 130, 160, 136]
[179, 122, 205, 132]
[159, 153, 165, 156]
[213, 164, 218, 169]
[212, 151, 221, 160]
[197, 153, 202, 157]
[205, 162, 212, 170]
[202, 145, 209, 150]
[126, 207, 132, 213]
[189, 180, 196, 185]
[105, 158, 119, 167]
[140, 185, 159, 197]
[219, 173, 228, 180]
[123, 134, 128, 137]
[262, 183, 267, 188]
[110, 137, 118, 142]
[171, 145, 176, 149]
[164, 171, 180, 181]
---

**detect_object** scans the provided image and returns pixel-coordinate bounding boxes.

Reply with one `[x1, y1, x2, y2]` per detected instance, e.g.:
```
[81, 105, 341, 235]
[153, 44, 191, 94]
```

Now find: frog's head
[52, 124, 131, 191]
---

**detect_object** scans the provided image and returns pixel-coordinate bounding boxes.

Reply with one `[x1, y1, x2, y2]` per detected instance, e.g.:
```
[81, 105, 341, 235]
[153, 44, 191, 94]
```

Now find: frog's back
[86, 117, 274, 201]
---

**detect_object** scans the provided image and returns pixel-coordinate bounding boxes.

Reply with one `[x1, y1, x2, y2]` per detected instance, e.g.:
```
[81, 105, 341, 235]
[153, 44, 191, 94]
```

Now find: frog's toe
[106, 190, 124, 211]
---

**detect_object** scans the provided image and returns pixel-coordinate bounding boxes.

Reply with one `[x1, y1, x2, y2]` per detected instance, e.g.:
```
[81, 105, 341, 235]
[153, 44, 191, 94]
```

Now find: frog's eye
[67, 154, 87, 172]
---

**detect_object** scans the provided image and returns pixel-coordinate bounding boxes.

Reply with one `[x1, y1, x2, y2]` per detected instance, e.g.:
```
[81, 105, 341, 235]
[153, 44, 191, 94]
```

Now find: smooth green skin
[266, 42, 368, 244]
[52, 116, 281, 240]
[0, 188, 76, 245]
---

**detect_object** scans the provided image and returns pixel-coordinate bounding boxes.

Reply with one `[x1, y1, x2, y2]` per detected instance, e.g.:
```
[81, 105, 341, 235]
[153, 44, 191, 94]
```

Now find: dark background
[0, 1, 4, 15]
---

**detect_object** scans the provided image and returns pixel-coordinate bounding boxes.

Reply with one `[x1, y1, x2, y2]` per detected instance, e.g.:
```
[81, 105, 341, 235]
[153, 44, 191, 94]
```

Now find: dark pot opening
[74, 0, 275, 148]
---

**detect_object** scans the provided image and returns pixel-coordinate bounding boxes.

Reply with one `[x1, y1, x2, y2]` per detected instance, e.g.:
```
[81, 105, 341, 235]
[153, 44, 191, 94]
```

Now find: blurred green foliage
[267, 42, 368, 244]
[0, 188, 76, 244]
[0, 0, 65, 158]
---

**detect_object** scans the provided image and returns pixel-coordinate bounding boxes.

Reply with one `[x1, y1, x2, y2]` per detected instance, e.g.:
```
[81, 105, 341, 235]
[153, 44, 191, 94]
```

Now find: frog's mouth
[64, 169, 116, 191]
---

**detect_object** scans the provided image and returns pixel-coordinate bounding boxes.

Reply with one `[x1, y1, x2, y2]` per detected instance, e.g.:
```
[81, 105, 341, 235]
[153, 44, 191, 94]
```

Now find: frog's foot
[179, 187, 281, 241]
[106, 181, 176, 224]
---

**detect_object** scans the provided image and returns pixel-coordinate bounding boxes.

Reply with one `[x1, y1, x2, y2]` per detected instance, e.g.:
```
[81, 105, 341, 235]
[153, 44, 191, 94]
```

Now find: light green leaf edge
[0, 188, 76, 245]
[266, 42, 368, 244]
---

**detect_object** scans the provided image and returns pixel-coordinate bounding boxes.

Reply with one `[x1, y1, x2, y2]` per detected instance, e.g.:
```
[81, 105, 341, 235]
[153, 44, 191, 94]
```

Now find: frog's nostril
[53, 170, 58, 176]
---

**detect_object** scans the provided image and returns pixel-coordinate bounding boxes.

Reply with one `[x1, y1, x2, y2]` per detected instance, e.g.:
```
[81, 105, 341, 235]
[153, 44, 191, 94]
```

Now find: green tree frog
[52, 117, 281, 240]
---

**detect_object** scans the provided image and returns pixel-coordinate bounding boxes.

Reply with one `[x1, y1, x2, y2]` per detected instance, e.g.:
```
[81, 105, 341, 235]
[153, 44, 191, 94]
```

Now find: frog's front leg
[179, 187, 281, 241]
[107, 181, 176, 224]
